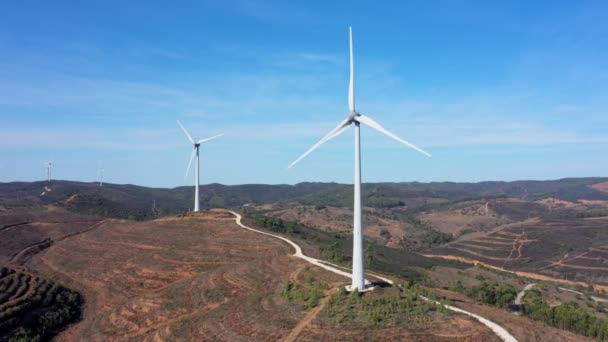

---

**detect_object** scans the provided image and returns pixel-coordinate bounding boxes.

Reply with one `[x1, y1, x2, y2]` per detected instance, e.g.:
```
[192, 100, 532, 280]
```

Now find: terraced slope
[0, 267, 82, 341]
[426, 217, 608, 286]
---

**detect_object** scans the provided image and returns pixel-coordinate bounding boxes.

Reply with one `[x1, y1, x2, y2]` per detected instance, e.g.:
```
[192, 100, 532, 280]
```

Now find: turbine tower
[288, 27, 432, 291]
[45, 161, 52, 182]
[177, 120, 223, 212]
[99, 167, 104, 186]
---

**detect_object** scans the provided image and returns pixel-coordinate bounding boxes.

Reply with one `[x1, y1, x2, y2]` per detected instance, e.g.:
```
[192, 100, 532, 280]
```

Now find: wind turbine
[45, 161, 52, 182]
[288, 27, 432, 291]
[98, 167, 104, 186]
[177, 120, 223, 212]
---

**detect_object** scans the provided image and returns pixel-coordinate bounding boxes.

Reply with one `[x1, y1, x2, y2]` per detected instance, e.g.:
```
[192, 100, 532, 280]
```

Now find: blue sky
[0, 1, 607, 187]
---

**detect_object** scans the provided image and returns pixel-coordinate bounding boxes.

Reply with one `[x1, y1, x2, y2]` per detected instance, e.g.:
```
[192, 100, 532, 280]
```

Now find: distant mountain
[1, 177, 606, 219]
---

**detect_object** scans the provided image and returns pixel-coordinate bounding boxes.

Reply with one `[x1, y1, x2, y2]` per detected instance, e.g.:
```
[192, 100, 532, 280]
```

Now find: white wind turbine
[177, 120, 223, 212]
[45, 160, 52, 182]
[98, 167, 104, 187]
[288, 27, 432, 291]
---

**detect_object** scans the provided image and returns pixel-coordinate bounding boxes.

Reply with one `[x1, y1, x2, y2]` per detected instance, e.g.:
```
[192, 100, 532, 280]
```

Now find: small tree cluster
[523, 289, 608, 340]
[464, 281, 517, 309]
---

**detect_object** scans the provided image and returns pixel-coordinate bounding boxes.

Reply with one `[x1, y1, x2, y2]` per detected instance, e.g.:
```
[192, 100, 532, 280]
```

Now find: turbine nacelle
[177, 120, 223, 179]
[347, 112, 360, 122]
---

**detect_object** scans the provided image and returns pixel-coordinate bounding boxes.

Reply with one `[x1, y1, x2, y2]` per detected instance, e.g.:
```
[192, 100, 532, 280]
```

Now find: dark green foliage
[453, 280, 517, 309]
[576, 209, 608, 218]
[522, 289, 608, 340]
[465, 281, 517, 309]
[0, 268, 82, 342]
[423, 229, 454, 247]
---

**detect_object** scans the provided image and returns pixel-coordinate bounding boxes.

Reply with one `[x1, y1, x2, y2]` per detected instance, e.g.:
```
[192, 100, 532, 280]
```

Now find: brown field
[591, 182, 608, 193]
[534, 197, 585, 210]
[25, 210, 499, 341]
[0, 206, 104, 264]
[419, 201, 510, 236]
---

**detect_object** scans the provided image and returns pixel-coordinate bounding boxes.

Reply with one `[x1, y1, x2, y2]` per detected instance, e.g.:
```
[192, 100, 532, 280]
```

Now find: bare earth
[591, 182, 608, 193]
[28, 211, 500, 341]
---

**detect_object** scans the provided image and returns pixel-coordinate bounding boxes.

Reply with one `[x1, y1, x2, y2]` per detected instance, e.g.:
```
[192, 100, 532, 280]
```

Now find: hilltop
[1, 177, 607, 220]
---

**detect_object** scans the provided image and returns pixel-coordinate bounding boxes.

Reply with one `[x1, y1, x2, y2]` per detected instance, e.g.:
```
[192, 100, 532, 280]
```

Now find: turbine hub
[347, 111, 359, 122]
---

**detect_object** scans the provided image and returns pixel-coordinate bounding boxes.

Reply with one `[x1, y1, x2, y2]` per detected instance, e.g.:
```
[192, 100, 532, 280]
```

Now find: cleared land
[27, 211, 499, 341]
[591, 182, 608, 193]
[0, 207, 104, 265]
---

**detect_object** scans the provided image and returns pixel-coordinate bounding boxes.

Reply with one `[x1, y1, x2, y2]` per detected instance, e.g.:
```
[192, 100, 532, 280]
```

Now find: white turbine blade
[327, 122, 350, 140]
[185, 148, 196, 179]
[348, 26, 355, 112]
[197, 133, 223, 144]
[355, 114, 432, 157]
[288, 118, 352, 169]
[177, 120, 194, 144]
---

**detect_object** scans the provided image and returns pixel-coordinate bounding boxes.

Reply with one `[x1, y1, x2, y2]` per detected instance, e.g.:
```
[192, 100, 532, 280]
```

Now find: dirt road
[228, 211, 517, 342]
[515, 283, 536, 306]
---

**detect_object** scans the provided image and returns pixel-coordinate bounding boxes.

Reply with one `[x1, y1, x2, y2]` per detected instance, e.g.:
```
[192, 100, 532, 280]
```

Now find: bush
[466, 281, 517, 309]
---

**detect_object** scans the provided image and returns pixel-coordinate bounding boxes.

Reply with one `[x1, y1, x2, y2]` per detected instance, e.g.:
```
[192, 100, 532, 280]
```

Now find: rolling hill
[1, 177, 607, 220]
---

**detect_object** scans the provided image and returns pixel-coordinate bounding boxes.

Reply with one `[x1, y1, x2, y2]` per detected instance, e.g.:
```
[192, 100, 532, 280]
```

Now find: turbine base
[344, 284, 376, 293]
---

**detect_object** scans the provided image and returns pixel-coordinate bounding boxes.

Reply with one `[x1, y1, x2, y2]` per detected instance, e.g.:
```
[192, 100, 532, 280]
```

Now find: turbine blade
[348, 26, 355, 112]
[197, 133, 223, 144]
[288, 118, 352, 169]
[185, 148, 196, 179]
[355, 115, 432, 157]
[177, 120, 194, 144]
[327, 122, 350, 140]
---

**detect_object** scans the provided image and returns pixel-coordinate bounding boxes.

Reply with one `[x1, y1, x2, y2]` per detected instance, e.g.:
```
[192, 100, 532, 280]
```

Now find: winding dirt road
[228, 211, 517, 342]
[515, 283, 536, 306]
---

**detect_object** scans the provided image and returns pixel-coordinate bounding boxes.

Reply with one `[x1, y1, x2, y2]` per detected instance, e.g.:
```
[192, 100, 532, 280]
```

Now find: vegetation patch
[451, 280, 517, 309]
[576, 209, 608, 218]
[243, 210, 467, 281]
[281, 277, 326, 310]
[319, 284, 447, 328]
[0, 267, 82, 342]
[522, 289, 608, 341]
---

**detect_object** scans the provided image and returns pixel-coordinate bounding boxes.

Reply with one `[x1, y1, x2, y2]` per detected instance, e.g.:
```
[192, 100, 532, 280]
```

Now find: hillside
[2, 176, 607, 340]
[1, 177, 607, 220]
[26, 211, 502, 341]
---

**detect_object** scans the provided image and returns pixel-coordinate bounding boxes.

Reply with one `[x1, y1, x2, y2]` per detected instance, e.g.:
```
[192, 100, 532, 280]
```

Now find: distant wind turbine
[177, 120, 223, 212]
[288, 27, 431, 291]
[98, 167, 104, 186]
[45, 161, 52, 182]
